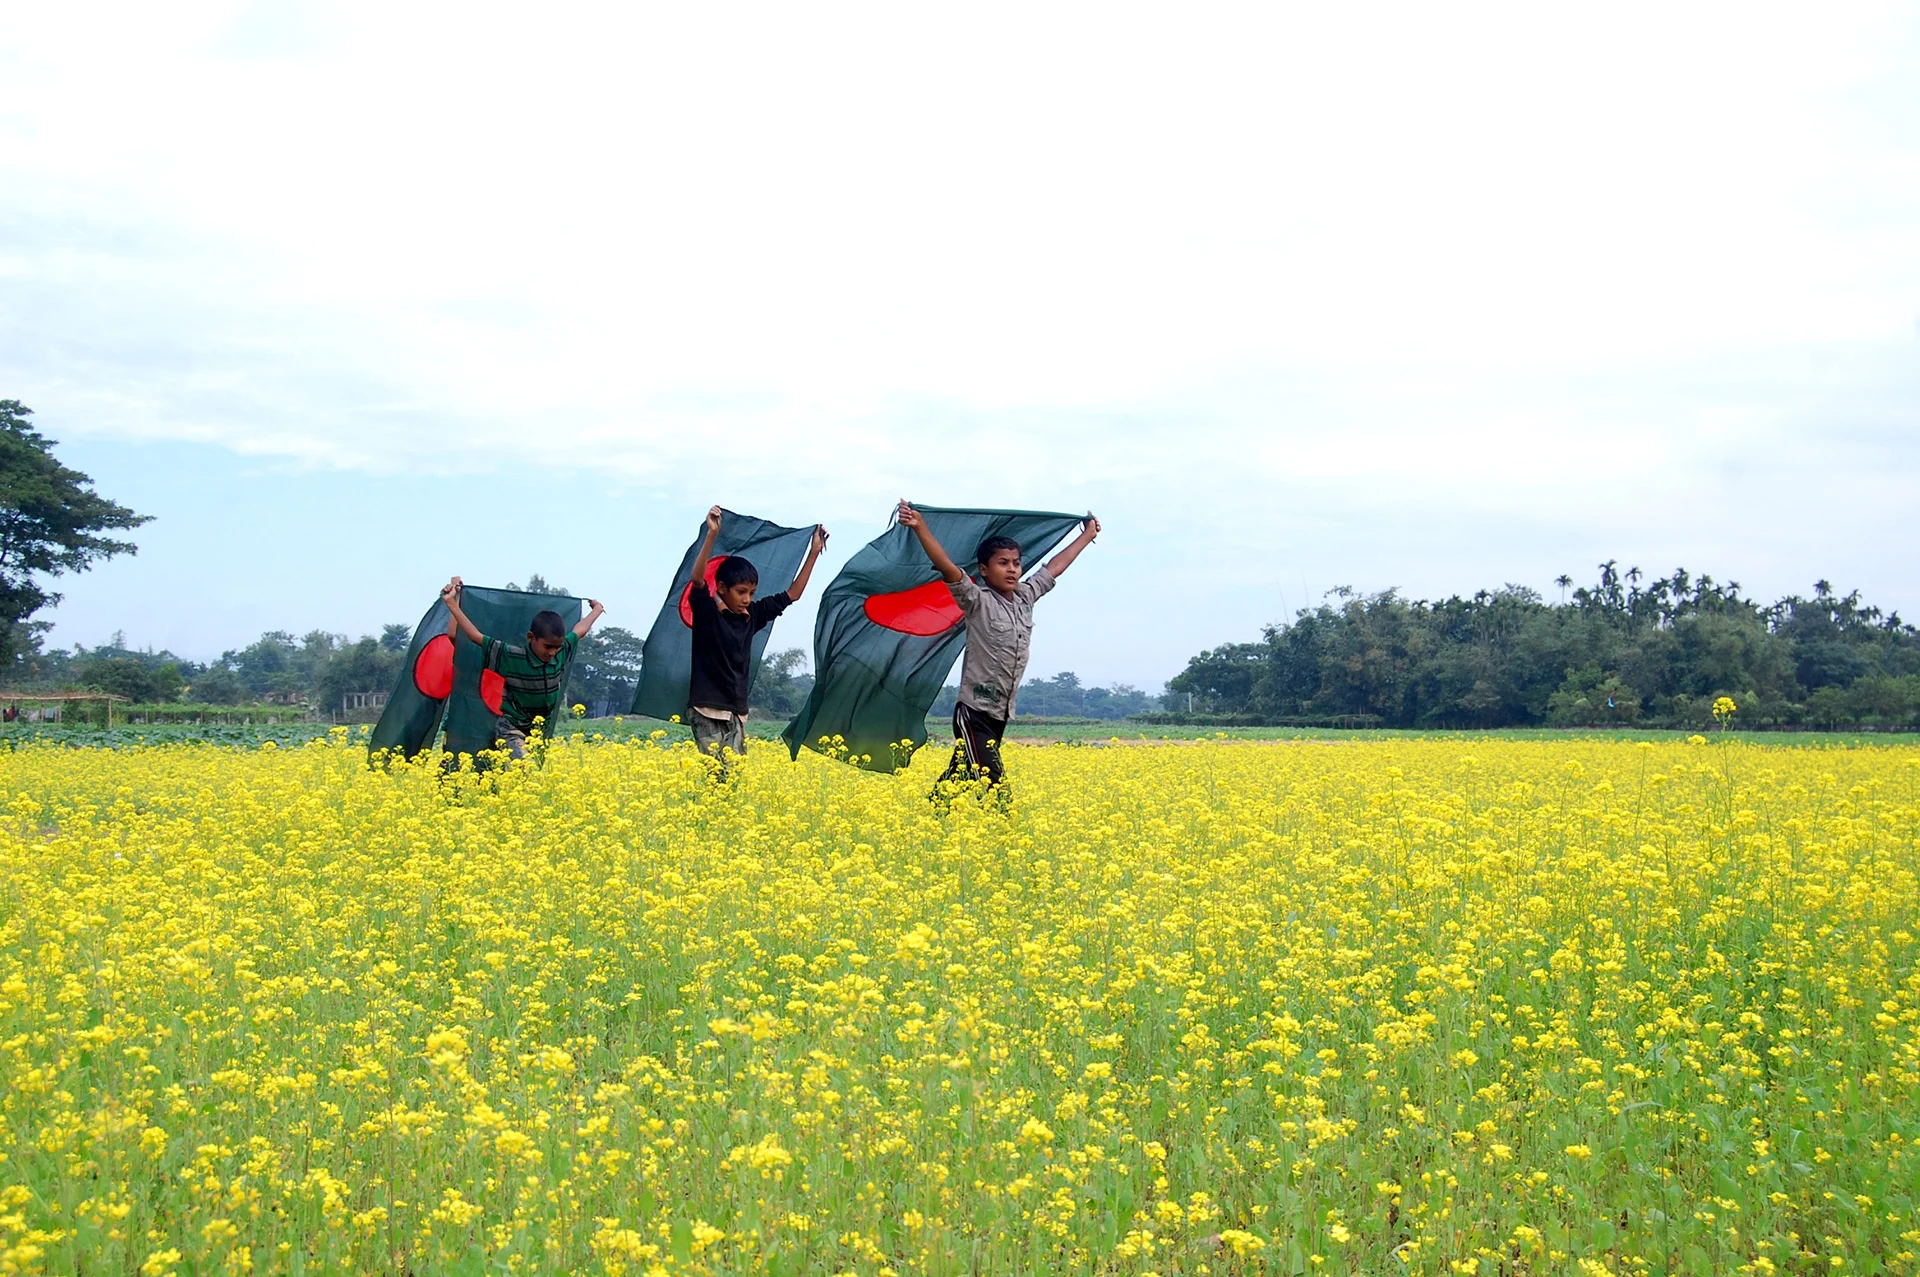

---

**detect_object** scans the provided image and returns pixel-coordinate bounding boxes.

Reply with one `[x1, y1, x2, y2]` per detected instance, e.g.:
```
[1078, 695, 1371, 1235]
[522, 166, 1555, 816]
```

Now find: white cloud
[4, 1, 1919, 676]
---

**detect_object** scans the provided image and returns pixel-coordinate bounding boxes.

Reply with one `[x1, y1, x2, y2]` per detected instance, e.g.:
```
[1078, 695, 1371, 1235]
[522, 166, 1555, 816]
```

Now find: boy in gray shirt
[897, 500, 1101, 793]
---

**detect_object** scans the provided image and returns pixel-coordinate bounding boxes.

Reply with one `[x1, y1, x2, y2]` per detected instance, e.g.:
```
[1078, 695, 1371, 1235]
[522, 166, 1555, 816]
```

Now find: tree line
[930, 671, 1158, 721]
[3, 564, 820, 718]
[1164, 564, 1920, 729]
[4, 570, 645, 718]
[19, 626, 1151, 725]
[6, 622, 641, 717]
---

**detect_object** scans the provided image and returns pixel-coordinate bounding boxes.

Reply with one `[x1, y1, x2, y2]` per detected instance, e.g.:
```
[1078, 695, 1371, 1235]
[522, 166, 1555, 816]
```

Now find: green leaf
[448, 1247, 489, 1277]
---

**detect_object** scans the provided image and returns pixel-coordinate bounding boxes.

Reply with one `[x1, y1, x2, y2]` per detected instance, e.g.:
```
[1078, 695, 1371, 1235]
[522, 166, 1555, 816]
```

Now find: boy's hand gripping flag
[782, 504, 1082, 771]
[369, 584, 581, 761]
[630, 509, 818, 722]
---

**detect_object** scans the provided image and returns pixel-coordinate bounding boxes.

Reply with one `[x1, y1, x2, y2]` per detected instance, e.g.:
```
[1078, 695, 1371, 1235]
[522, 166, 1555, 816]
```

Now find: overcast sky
[3, 2, 1917, 688]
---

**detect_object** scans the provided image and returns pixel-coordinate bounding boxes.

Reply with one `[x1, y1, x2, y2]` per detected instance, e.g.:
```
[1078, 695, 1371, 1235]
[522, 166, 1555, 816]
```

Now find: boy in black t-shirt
[687, 505, 828, 760]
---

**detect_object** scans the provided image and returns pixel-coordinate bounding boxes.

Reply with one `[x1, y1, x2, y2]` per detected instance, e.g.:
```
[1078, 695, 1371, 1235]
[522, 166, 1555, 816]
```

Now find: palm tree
[1555, 574, 1572, 605]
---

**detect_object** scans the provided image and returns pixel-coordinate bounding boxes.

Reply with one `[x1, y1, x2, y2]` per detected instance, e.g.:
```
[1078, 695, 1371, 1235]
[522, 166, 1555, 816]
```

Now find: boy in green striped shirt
[441, 577, 605, 758]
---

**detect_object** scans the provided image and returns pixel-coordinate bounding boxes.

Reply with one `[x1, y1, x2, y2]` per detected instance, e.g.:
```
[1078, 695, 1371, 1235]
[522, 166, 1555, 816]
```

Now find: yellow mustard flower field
[2, 732, 1918, 1276]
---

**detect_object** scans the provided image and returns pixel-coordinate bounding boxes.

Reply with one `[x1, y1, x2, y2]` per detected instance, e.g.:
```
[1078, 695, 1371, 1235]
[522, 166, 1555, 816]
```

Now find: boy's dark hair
[976, 535, 1022, 566]
[715, 556, 760, 590]
[528, 610, 567, 641]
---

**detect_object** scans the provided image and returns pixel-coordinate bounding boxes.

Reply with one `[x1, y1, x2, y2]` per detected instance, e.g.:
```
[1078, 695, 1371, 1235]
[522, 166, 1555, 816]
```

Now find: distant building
[342, 691, 388, 713]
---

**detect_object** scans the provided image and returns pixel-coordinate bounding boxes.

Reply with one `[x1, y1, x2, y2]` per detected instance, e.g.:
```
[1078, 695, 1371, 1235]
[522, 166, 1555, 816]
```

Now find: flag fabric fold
[369, 585, 582, 761]
[631, 510, 817, 722]
[782, 505, 1083, 771]
[368, 598, 454, 760]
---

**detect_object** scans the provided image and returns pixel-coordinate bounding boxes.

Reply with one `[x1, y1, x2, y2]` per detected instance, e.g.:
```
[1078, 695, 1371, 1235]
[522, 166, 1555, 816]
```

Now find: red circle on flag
[480, 670, 505, 715]
[412, 634, 455, 699]
[678, 556, 731, 627]
[863, 579, 964, 635]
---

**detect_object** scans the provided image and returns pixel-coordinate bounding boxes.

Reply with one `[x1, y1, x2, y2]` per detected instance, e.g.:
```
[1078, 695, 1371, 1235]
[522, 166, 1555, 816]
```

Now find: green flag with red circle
[782, 504, 1083, 771]
[369, 584, 582, 760]
[630, 510, 818, 722]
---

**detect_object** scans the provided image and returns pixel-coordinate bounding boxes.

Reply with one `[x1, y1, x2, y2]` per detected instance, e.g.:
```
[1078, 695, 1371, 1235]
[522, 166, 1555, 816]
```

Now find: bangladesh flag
[369, 585, 583, 761]
[782, 505, 1083, 771]
[630, 509, 818, 721]
[368, 596, 453, 761]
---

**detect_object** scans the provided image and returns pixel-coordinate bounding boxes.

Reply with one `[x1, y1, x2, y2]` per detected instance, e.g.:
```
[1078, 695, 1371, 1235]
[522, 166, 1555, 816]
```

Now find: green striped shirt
[479, 630, 577, 731]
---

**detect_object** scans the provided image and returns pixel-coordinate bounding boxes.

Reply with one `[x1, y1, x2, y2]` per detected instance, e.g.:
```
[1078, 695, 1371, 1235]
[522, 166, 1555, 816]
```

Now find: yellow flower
[0, 730, 1912, 1267]
[1019, 1118, 1055, 1145]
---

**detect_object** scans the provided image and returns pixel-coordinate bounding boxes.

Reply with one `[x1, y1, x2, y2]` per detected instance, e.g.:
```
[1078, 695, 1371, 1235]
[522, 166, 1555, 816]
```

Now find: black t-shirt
[687, 583, 792, 714]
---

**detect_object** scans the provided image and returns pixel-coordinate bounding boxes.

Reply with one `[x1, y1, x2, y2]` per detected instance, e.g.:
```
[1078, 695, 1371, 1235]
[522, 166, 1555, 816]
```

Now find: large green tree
[748, 648, 811, 717]
[0, 401, 150, 667]
[570, 625, 645, 713]
[76, 654, 185, 704]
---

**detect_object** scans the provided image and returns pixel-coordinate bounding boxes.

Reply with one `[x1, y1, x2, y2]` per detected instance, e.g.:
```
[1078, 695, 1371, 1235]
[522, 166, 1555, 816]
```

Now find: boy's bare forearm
[440, 578, 486, 644]
[787, 526, 831, 601]
[690, 506, 723, 586]
[689, 530, 718, 587]
[787, 553, 818, 601]
[896, 501, 964, 582]
[1045, 539, 1088, 576]
[446, 605, 485, 645]
[1045, 515, 1101, 578]
[572, 599, 605, 638]
[912, 521, 964, 582]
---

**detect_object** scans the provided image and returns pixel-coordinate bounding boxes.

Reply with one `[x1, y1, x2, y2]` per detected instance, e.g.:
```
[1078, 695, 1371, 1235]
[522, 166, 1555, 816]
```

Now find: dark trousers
[937, 703, 1008, 788]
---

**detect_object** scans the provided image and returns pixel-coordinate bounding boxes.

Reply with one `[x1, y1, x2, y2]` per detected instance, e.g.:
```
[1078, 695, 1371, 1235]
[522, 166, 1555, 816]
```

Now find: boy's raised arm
[573, 599, 605, 639]
[689, 505, 722, 590]
[440, 578, 486, 645]
[897, 500, 965, 584]
[1044, 514, 1101, 578]
[785, 525, 831, 601]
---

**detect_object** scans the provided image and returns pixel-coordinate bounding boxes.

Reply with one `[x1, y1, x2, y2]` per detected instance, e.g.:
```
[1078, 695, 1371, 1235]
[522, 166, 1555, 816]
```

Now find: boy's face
[720, 581, 756, 614]
[527, 633, 566, 662]
[980, 547, 1023, 594]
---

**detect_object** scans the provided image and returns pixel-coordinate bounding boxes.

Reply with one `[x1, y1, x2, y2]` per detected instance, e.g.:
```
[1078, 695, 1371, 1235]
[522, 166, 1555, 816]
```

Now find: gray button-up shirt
[948, 565, 1056, 719]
